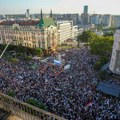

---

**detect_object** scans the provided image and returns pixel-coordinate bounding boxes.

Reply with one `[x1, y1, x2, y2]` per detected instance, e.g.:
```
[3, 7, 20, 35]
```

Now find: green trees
[0, 44, 44, 58]
[35, 48, 43, 57]
[90, 36, 113, 57]
[78, 30, 114, 71]
[9, 58, 19, 63]
[76, 34, 81, 47]
[104, 32, 113, 37]
[77, 31, 93, 43]
[7, 90, 15, 97]
[90, 36, 113, 71]
[96, 25, 103, 31]
[26, 99, 47, 110]
[77, 30, 97, 46]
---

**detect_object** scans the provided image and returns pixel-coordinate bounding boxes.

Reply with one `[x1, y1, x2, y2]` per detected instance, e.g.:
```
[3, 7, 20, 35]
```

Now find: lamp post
[0, 40, 12, 59]
[0, 42, 10, 59]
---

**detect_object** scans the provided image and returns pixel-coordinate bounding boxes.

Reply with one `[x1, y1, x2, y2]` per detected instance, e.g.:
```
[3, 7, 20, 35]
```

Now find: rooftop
[39, 18, 56, 28]
[0, 20, 40, 26]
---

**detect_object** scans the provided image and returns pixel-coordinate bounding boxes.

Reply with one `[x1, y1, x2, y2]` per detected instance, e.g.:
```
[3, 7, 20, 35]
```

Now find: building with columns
[109, 28, 120, 75]
[0, 10, 58, 50]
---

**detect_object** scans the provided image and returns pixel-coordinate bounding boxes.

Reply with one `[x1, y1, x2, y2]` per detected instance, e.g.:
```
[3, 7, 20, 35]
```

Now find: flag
[54, 60, 61, 66]
[85, 101, 93, 107]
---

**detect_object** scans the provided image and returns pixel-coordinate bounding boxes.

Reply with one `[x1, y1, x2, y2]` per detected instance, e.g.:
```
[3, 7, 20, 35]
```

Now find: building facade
[90, 14, 99, 25]
[81, 13, 90, 25]
[72, 25, 78, 39]
[81, 5, 90, 25]
[84, 5, 88, 14]
[26, 9, 30, 18]
[112, 15, 120, 27]
[0, 17, 58, 50]
[53, 14, 79, 25]
[57, 21, 73, 45]
[109, 29, 120, 75]
[102, 14, 112, 27]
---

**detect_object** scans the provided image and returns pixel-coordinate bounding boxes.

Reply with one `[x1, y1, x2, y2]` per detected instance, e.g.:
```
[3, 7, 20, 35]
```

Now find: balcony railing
[0, 93, 66, 120]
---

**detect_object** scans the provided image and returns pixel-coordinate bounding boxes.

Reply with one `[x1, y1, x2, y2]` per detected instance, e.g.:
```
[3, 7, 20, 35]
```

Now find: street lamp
[0, 40, 12, 59]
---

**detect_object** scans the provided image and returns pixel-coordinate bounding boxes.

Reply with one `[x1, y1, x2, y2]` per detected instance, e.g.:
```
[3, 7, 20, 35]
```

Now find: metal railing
[0, 93, 65, 120]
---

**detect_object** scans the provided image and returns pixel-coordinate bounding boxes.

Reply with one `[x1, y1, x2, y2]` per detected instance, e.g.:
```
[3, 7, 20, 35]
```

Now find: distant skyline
[0, 0, 120, 15]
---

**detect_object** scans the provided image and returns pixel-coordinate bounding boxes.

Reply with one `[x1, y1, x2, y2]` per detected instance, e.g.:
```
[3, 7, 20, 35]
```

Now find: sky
[0, 0, 120, 15]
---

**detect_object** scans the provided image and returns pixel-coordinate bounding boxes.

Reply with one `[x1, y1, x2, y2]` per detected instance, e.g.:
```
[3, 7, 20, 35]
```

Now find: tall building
[112, 15, 120, 27]
[109, 28, 120, 75]
[84, 5, 88, 14]
[90, 14, 99, 25]
[102, 14, 112, 27]
[56, 21, 73, 45]
[98, 15, 103, 25]
[53, 14, 79, 25]
[0, 11, 58, 50]
[26, 9, 30, 18]
[81, 5, 90, 25]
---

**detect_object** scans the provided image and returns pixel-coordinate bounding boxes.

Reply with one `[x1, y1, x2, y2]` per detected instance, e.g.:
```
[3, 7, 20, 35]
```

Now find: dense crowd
[0, 47, 120, 120]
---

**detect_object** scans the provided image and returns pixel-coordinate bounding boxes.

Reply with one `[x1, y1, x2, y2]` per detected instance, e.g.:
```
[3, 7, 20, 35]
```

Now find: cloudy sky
[0, 0, 120, 15]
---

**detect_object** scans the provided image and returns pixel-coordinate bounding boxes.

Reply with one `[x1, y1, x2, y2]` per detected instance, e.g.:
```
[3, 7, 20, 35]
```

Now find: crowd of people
[0, 46, 120, 120]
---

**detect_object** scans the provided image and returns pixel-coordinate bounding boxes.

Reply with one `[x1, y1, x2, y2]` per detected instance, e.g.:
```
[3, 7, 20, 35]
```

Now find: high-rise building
[53, 14, 79, 25]
[26, 9, 30, 18]
[81, 5, 90, 25]
[84, 5, 88, 14]
[90, 14, 99, 25]
[102, 14, 112, 27]
[98, 15, 103, 25]
[112, 15, 120, 27]
[109, 28, 120, 75]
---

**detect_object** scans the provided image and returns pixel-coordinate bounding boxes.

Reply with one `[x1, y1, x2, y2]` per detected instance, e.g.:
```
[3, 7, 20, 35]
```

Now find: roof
[39, 18, 56, 28]
[97, 81, 120, 97]
[0, 20, 40, 26]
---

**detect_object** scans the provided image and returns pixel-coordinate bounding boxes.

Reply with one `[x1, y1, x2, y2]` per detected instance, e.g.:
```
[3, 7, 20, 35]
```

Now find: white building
[109, 29, 120, 75]
[72, 26, 78, 39]
[57, 21, 73, 45]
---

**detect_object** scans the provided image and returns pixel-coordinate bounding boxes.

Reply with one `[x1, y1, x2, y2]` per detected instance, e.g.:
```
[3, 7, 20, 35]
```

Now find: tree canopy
[80, 31, 92, 43]
[26, 98, 47, 110]
[7, 89, 15, 97]
[77, 30, 98, 44]
[77, 30, 114, 57]
[89, 36, 113, 56]
[77, 30, 114, 70]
